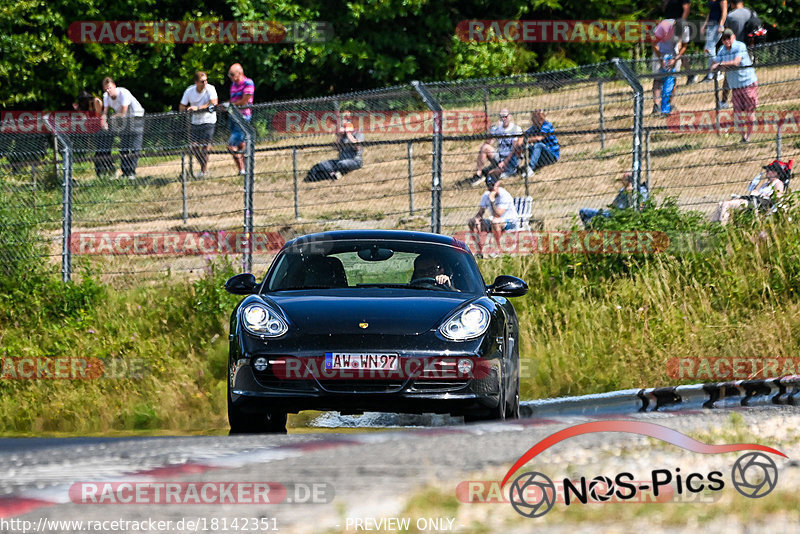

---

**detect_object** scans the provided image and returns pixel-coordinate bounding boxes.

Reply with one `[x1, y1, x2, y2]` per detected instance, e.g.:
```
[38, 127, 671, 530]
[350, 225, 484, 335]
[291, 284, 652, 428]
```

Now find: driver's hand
[435, 274, 451, 285]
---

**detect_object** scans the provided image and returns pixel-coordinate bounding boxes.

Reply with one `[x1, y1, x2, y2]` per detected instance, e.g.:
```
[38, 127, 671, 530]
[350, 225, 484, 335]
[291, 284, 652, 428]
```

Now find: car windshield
[264, 239, 484, 294]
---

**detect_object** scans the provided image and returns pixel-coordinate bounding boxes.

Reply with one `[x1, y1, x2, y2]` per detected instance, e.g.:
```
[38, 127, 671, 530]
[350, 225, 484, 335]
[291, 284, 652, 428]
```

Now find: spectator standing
[472, 109, 522, 185]
[468, 175, 519, 257]
[101, 77, 145, 179]
[662, 0, 695, 84]
[719, 1, 759, 107]
[711, 29, 757, 142]
[700, 0, 728, 82]
[226, 63, 255, 176]
[304, 118, 365, 182]
[180, 71, 218, 177]
[74, 89, 112, 177]
[651, 19, 690, 115]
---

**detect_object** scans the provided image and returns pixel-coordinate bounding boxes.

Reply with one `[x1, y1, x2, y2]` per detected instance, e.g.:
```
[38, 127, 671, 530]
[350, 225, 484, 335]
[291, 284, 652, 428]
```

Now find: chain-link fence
[1, 37, 798, 280]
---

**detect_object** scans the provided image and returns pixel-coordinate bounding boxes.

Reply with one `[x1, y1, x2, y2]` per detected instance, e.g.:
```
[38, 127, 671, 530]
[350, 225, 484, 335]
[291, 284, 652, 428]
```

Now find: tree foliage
[0, 0, 795, 111]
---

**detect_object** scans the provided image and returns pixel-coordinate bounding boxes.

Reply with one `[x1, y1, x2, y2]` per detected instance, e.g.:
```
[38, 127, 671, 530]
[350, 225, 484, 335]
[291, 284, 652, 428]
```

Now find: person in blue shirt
[711, 28, 757, 142]
[502, 110, 560, 178]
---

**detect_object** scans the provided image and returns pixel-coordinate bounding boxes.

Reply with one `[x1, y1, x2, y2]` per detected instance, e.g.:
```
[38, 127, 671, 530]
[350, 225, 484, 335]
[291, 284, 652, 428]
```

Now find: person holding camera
[180, 71, 218, 178]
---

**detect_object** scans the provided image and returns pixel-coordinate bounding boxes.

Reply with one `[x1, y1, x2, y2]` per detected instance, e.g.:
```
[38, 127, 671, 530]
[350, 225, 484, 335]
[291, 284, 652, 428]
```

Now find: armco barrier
[520, 375, 800, 418]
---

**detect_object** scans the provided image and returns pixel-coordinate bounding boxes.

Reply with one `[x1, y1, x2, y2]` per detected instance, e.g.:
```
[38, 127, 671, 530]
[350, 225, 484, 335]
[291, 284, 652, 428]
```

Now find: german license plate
[324, 353, 399, 371]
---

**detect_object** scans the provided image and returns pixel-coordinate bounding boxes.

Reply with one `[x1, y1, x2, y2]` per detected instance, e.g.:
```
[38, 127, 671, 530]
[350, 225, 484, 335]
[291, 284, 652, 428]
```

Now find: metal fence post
[598, 81, 606, 149]
[292, 148, 300, 219]
[407, 141, 414, 214]
[412, 81, 443, 233]
[58, 135, 73, 282]
[613, 58, 644, 209]
[180, 154, 188, 224]
[645, 128, 651, 192]
[228, 105, 255, 272]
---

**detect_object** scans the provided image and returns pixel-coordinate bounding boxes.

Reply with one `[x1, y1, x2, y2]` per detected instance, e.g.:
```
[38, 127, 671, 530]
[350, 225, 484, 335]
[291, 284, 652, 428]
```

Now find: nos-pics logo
[501, 421, 784, 518]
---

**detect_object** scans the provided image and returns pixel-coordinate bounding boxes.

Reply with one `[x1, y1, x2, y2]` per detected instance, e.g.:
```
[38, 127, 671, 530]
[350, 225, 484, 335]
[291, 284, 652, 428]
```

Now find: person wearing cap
[468, 174, 520, 257]
[472, 109, 522, 185]
[711, 28, 758, 142]
[579, 171, 649, 227]
[711, 160, 791, 224]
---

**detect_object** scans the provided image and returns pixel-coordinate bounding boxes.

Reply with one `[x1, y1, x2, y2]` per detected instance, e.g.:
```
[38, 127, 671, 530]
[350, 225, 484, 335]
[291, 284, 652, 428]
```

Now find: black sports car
[224, 230, 528, 433]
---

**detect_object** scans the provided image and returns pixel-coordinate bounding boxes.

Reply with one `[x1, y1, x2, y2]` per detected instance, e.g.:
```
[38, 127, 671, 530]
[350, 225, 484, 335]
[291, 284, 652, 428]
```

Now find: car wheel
[505, 377, 520, 419]
[228, 384, 287, 434]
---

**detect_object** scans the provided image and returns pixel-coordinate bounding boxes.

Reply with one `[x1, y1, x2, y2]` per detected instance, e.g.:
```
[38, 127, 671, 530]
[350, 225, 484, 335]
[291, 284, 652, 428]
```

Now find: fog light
[253, 357, 269, 371]
[457, 358, 474, 375]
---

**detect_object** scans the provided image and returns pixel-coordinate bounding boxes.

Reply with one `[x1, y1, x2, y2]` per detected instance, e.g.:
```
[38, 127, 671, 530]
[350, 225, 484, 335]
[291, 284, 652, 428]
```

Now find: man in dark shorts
[180, 71, 218, 177]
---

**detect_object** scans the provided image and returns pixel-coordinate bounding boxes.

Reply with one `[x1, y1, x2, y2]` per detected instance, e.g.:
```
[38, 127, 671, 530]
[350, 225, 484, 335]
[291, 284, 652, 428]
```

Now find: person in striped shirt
[225, 63, 255, 175]
[514, 110, 560, 177]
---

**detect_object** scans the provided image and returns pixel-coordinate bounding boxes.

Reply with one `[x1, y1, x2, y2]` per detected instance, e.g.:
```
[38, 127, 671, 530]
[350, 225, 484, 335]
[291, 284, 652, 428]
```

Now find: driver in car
[411, 253, 453, 288]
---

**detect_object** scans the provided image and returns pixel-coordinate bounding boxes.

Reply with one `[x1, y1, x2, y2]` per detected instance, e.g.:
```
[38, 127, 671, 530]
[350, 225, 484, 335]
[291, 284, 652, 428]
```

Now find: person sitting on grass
[467, 174, 519, 257]
[579, 171, 649, 227]
[471, 109, 522, 185]
[513, 109, 560, 178]
[305, 118, 365, 182]
[711, 159, 792, 225]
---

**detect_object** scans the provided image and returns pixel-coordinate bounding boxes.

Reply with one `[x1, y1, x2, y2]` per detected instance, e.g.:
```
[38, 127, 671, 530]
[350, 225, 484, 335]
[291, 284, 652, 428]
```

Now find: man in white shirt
[468, 174, 520, 257]
[180, 71, 218, 177]
[102, 77, 145, 179]
[472, 109, 522, 185]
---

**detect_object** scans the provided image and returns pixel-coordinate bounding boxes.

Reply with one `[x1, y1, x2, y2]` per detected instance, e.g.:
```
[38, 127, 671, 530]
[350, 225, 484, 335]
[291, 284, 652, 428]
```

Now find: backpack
[742, 8, 767, 45]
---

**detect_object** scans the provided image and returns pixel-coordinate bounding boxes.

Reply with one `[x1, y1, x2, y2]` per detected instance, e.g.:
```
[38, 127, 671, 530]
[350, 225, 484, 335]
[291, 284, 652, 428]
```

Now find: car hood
[264, 290, 478, 336]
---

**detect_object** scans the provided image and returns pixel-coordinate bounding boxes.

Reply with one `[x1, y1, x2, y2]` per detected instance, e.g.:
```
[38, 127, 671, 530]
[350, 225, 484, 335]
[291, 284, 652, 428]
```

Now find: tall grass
[0, 259, 239, 434]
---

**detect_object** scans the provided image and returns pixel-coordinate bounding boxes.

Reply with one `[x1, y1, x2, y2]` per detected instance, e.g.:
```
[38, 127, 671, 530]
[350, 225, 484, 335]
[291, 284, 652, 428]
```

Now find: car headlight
[439, 305, 490, 341]
[241, 303, 288, 337]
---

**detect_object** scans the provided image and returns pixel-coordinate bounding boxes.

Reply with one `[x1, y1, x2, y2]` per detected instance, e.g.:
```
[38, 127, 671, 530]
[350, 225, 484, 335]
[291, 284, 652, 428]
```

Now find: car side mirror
[225, 273, 258, 295]
[487, 275, 528, 297]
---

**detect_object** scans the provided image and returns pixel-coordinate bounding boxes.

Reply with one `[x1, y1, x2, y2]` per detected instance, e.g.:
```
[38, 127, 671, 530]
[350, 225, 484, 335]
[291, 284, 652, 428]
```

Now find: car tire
[505, 376, 520, 419]
[228, 383, 288, 434]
